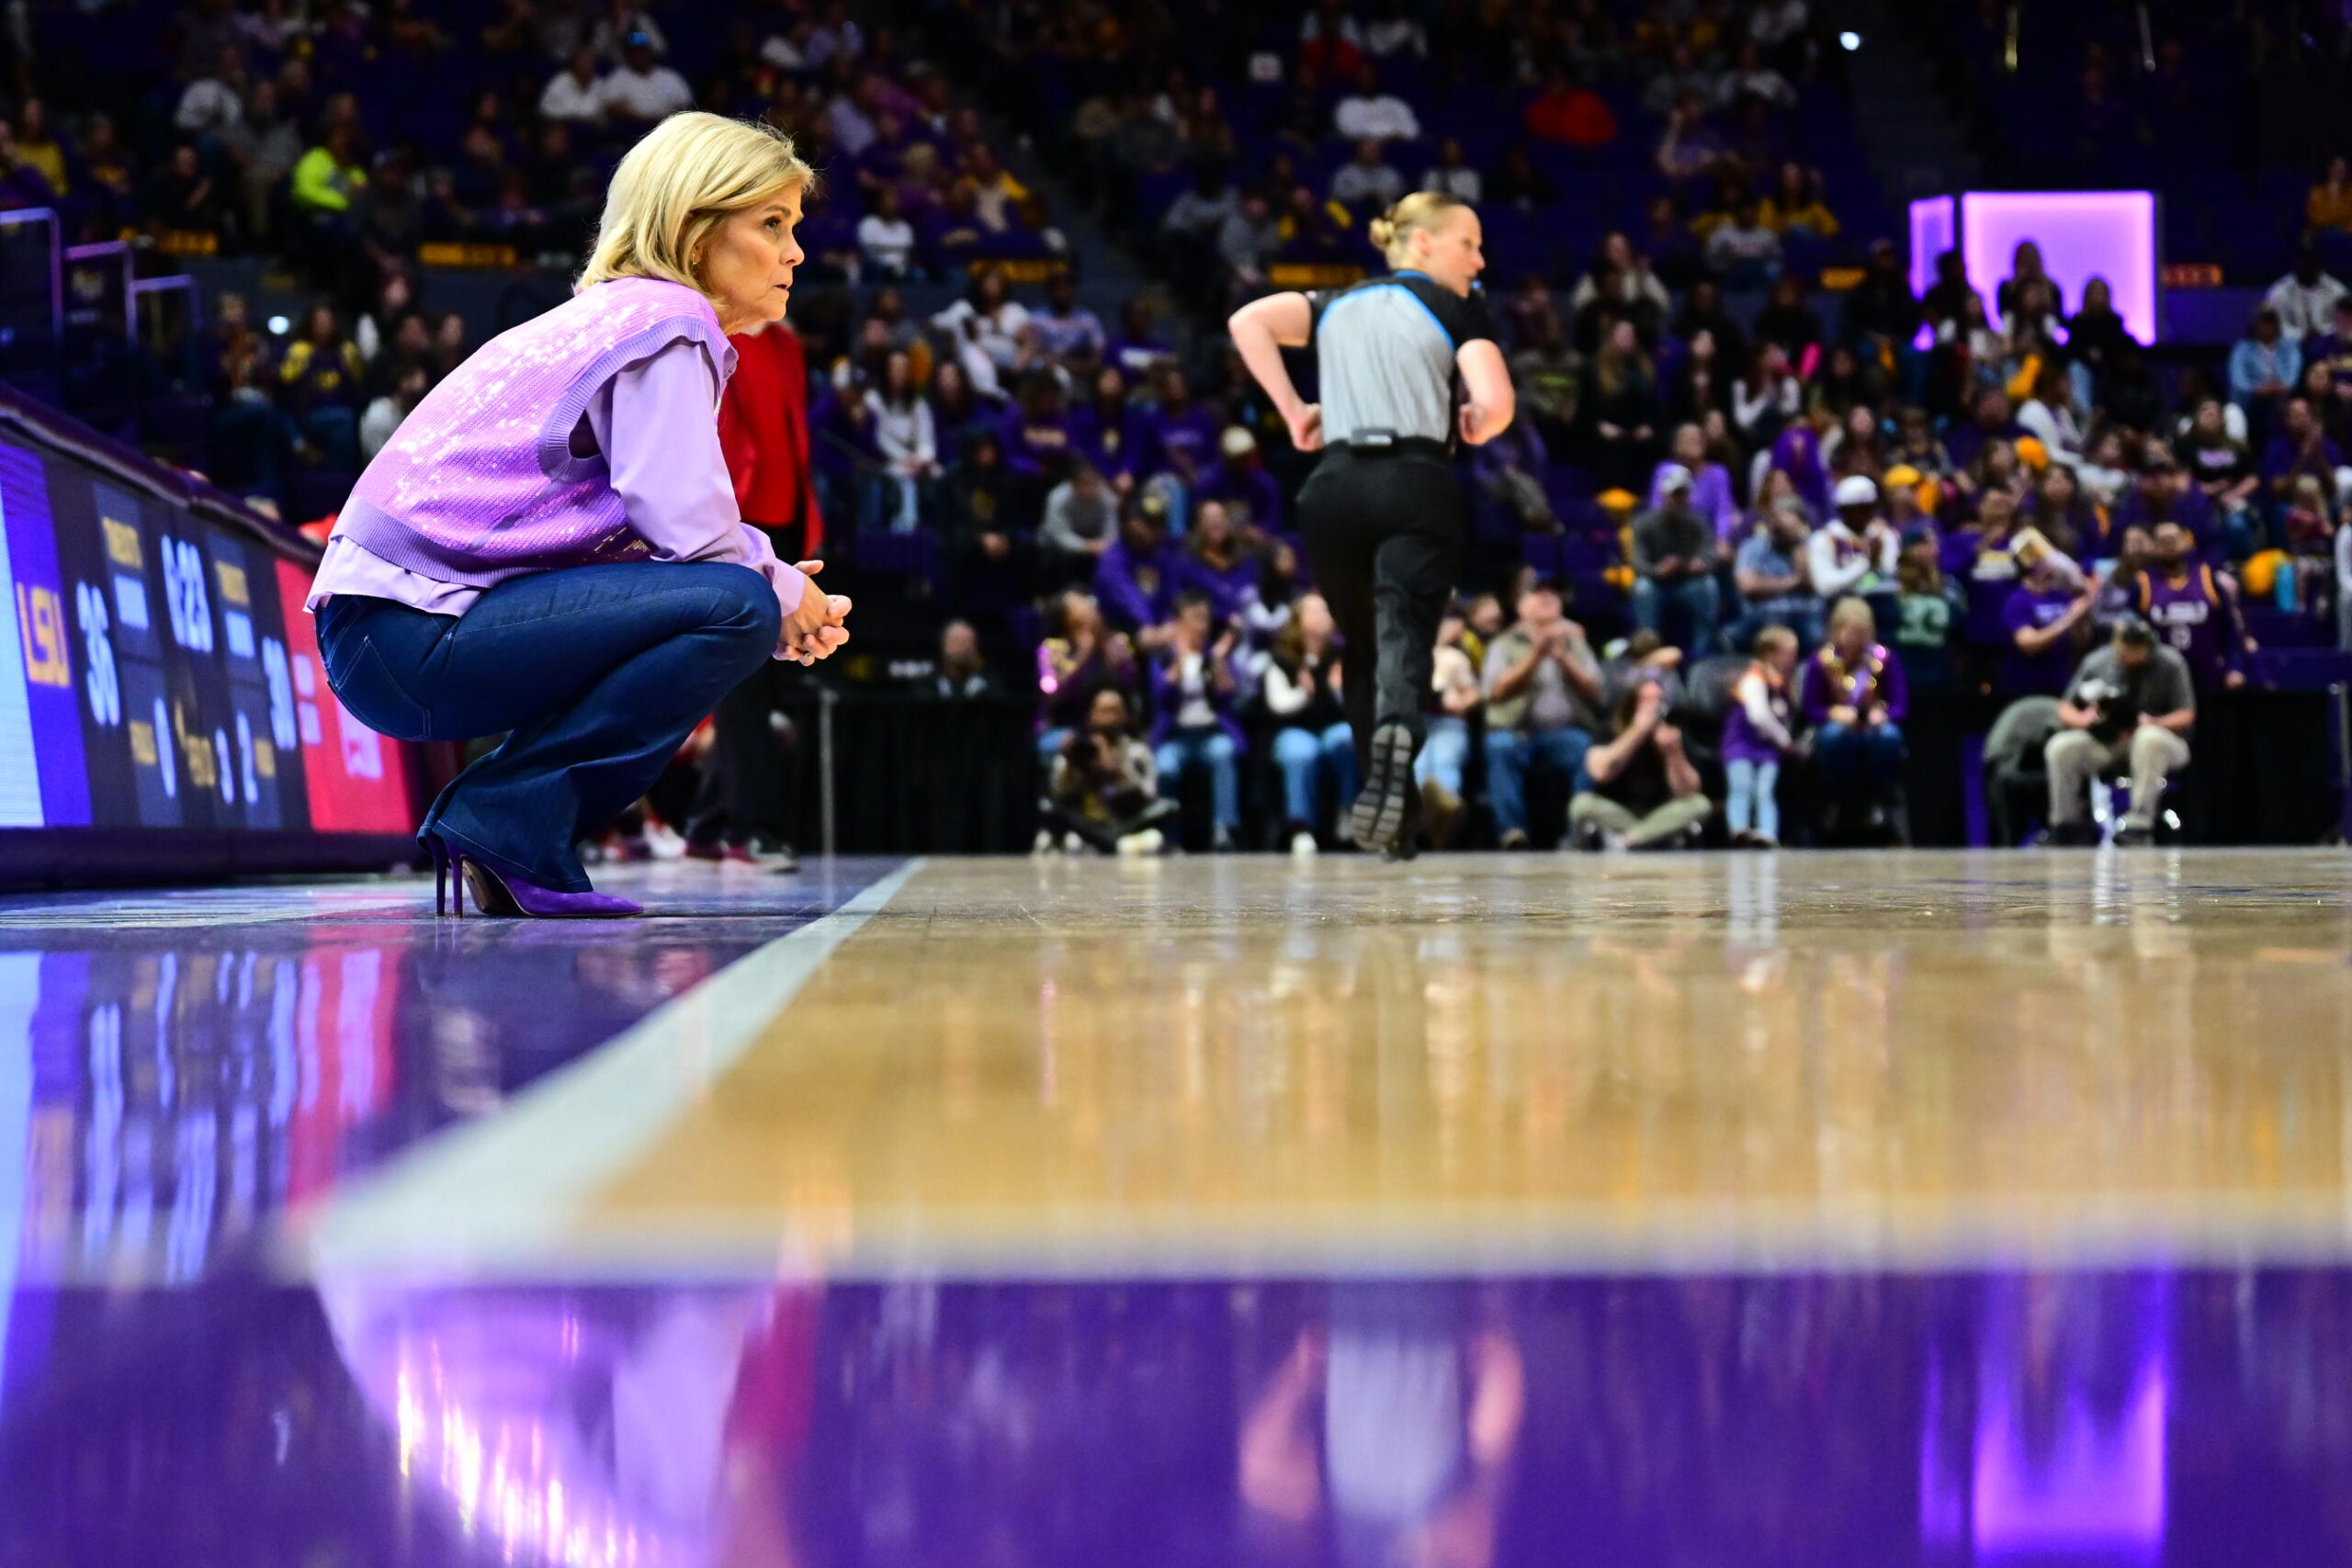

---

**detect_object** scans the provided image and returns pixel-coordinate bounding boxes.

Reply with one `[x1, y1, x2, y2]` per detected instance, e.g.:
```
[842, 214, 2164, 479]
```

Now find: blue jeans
[1485, 726, 1592, 838]
[1414, 714, 1470, 794]
[882, 473, 924, 533]
[1272, 721, 1358, 829]
[1155, 727, 1239, 829]
[1631, 574, 1722, 660]
[315, 561, 781, 891]
[1726, 757, 1781, 840]
[1815, 721, 1905, 806]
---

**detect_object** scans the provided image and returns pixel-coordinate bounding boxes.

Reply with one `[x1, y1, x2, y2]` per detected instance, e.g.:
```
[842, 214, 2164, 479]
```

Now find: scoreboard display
[0, 431, 412, 838]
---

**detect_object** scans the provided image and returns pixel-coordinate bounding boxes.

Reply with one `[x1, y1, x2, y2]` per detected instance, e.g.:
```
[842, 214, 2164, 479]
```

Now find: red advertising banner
[272, 558, 413, 835]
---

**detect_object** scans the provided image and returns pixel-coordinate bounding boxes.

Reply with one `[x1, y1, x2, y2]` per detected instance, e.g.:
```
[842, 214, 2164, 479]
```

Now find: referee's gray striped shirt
[1309, 270, 1498, 446]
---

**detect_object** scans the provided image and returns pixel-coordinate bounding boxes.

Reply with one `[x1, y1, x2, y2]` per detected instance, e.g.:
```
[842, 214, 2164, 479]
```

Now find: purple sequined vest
[333, 276, 735, 585]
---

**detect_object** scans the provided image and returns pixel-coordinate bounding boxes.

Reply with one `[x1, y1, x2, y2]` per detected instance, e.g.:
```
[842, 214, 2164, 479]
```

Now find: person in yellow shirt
[2307, 155, 2352, 235]
[1759, 163, 1839, 240]
[290, 124, 367, 215]
[277, 303, 367, 468]
[15, 99, 67, 195]
[961, 143, 1035, 234]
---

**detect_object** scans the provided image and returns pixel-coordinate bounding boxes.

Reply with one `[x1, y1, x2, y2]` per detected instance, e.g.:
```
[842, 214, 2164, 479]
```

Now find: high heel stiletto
[456, 854, 643, 919]
[422, 833, 640, 919]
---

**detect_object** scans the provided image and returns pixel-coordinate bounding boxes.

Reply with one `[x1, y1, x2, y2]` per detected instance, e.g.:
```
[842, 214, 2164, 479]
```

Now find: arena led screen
[1908, 191, 2161, 345]
[0, 433, 412, 837]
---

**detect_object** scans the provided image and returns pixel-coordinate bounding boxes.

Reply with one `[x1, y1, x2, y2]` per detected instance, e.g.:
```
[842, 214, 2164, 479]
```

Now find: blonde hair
[1368, 191, 1470, 267]
[1753, 624, 1800, 660]
[577, 113, 815, 298]
[1828, 596, 1878, 640]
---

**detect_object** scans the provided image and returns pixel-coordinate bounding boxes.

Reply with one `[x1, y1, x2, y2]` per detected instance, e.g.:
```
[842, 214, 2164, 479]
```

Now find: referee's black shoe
[1349, 722, 1418, 852]
[1380, 783, 1422, 863]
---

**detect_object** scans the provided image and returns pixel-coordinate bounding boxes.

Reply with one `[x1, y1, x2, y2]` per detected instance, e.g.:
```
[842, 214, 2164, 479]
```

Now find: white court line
[298, 858, 926, 1278]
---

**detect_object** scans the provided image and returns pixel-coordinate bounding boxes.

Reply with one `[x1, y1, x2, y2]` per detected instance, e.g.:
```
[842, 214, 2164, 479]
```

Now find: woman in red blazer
[718, 319, 826, 558]
[692, 321, 825, 862]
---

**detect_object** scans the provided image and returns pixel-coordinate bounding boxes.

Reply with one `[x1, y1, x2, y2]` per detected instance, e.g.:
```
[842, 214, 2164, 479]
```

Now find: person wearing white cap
[1198, 423, 1285, 534]
[1630, 463, 1724, 660]
[1808, 473, 1900, 601]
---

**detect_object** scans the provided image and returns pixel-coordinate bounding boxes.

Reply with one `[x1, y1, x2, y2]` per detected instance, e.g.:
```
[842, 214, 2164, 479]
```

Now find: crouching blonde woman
[309, 113, 850, 917]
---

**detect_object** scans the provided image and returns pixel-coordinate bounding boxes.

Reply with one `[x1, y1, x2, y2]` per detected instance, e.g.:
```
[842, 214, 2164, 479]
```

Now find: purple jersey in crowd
[1093, 538, 1182, 632]
[1000, 404, 1076, 476]
[1177, 550, 1262, 626]
[1069, 400, 1140, 480]
[1197, 457, 1285, 534]
[1144, 402, 1221, 479]
[2000, 584, 2084, 694]
[2137, 564, 2243, 688]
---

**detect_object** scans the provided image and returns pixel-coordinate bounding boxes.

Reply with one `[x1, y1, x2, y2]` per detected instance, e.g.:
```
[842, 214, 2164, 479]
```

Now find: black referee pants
[1297, 446, 1464, 776]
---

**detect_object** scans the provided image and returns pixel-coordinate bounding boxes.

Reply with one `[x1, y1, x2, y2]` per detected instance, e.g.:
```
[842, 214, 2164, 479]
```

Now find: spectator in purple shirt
[2111, 449, 2223, 563]
[1140, 366, 1222, 492]
[918, 180, 989, 274]
[1069, 364, 1142, 489]
[1942, 388, 2026, 477]
[1093, 489, 1183, 641]
[2000, 556, 2098, 694]
[1768, 417, 1831, 516]
[2263, 395, 2346, 513]
[2023, 463, 2103, 564]
[1107, 299, 1173, 382]
[1197, 425, 1286, 536]
[998, 367, 1077, 479]
[1646, 422, 1742, 540]
[1177, 500, 1262, 626]
[1798, 596, 1911, 840]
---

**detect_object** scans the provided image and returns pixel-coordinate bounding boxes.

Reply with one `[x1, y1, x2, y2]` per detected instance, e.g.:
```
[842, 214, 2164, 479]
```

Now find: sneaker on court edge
[1349, 722, 1417, 852]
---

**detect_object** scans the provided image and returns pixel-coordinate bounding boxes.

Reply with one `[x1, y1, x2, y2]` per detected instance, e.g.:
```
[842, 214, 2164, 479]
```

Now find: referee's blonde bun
[1370, 190, 1470, 265]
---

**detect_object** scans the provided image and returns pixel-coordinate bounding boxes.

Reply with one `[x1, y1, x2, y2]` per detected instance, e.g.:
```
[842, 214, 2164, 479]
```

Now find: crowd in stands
[843, 195, 2337, 853]
[763, 2, 2340, 853]
[964, 0, 1869, 310]
[10, 0, 1064, 513]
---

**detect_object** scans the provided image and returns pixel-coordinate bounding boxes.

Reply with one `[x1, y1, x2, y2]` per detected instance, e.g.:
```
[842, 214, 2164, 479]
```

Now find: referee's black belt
[1330, 433, 1450, 460]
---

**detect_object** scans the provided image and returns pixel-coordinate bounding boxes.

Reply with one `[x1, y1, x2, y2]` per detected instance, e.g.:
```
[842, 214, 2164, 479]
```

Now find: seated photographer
[1041, 688, 1180, 855]
[2039, 616, 2196, 848]
[1566, 681, 1713, 851]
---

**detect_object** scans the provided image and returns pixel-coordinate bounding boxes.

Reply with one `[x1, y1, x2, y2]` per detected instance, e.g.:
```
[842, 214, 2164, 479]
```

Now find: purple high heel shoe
[424, 835, 642, 919]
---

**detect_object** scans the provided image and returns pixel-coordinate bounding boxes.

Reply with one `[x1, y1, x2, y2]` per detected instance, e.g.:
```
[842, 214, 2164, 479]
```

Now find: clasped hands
[783, 559, 852, 666]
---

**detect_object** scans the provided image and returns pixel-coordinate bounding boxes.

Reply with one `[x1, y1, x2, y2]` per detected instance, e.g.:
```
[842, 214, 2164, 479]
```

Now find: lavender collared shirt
[309, 338, 809, 646]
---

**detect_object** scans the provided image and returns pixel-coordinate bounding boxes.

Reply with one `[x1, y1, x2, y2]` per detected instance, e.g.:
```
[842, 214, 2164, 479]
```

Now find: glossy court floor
[6, 850, 2352, 1566]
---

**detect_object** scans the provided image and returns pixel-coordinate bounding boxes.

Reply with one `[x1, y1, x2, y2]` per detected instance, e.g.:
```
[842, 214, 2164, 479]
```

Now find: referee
[1229, 191, 1514, 856]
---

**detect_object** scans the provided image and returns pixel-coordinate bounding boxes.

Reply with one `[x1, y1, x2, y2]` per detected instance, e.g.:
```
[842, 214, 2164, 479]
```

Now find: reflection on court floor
[15, 1268, 2352, 1567]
